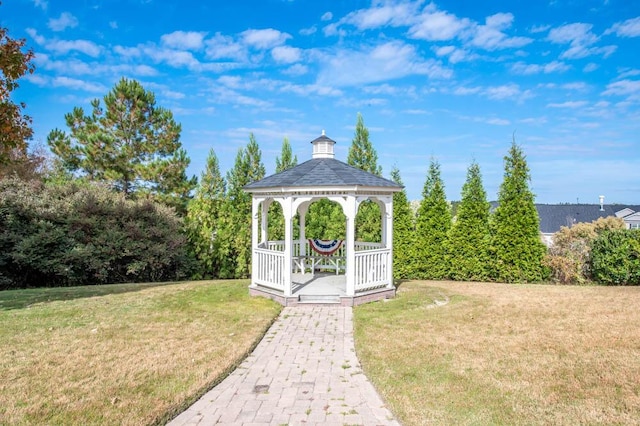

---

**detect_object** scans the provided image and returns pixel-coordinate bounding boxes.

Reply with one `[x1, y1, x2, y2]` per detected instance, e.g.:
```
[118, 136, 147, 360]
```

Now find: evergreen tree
[185, 149, 226, 278]
[47, 77, 196, 212]
[347, 113, 382, 175]
[414, 158, 451, 279]
[347, 113, 382, 242]
[305, 199, 346, 240]
[390, 166, 415, 280]
[269, 137, 298, 241]
[491, 140, 547, 282]
[0, 15, 35, 166]
[218, 134, 265, 278]
[446, 161, 491, 281]
[275, 136, 297, 173]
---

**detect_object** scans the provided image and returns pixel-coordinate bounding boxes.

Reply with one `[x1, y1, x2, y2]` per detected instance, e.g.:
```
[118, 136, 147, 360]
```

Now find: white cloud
[300, 26, 317, 36]
[547, 22, 617, 59]
[283, 64, 308, 76]
[583, 62, 598, 72]
[547, 101, 588, 108]
[606, 16, 640, 37]
[316, 41, 452, 87]
[470, 12, 533, 50]
[271, 46, 301, 64]
[321, 12, 333, 21]
[205, 33, 246, 61]
[48, 12, 78, 31]
[161, 31, 207, 50]
[409, 5, 471, 41]
[484, 83, 526, 100]
[530, 24, 550, 33]
[338, 1, 418, 31]
[33, 0, 47, 11]
[562, 82, 588, 91]
[453, 86, 481, 95]
[486, 117, 511, 125]
[618, 68, 640, 79]
[109, 21, 118, 29]
[51, 76, 107, 92]
[241, 29, 290, 49]
[27, 28, 101, 57]
[602, 79, 640, 97]
[510, 60, 569, 74]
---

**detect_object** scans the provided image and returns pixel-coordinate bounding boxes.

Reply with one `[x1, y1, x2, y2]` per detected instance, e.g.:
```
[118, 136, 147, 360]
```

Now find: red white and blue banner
[308, 239, 343, 256]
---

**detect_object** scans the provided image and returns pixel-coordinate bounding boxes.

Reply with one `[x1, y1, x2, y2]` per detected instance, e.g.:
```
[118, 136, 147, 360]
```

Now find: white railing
[354, 248, 390, 292]
[253, 248, 285, 291]
[355, 241, 384, 251]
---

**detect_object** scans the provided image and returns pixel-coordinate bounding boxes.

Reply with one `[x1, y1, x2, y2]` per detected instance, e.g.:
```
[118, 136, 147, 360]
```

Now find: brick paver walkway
[168, 306, 399, 425]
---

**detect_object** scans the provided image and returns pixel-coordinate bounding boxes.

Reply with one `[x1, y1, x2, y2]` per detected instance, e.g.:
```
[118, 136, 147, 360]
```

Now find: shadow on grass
[0, 281, 180, 311]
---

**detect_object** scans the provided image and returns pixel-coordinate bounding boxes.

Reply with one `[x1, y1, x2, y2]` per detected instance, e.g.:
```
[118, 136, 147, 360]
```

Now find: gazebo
[244, 132, 402, 306]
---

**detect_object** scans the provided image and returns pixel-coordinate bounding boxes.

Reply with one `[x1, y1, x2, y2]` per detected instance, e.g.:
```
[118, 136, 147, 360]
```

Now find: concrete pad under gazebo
[244, 132, 402, 306]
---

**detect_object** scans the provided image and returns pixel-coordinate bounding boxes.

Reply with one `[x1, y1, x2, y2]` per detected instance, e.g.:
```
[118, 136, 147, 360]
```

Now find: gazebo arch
[244, 132, 402, 306]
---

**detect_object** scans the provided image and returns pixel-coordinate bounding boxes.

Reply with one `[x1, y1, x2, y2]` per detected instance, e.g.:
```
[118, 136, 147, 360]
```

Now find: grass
[0, 280, 281, 425]
[354, 280, 640, 425]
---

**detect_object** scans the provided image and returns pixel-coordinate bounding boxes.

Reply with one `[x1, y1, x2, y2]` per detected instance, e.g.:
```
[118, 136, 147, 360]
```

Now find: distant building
[535, 200, 640, 246]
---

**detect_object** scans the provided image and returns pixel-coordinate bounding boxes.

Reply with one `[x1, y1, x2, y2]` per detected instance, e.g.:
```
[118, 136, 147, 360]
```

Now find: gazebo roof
[244, 133, 402, 192]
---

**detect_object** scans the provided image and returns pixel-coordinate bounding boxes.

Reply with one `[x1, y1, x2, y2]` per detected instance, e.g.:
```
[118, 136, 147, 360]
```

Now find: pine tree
[390, 166, 415, 279]
[185, 149, 226, 278]
[218, 134, 265, 278]
[347, 113, 382, 242]
[446, 161, 491, 281]
[414, 158, 451, 279]
[491, 140, 547, 282]
[269, 137, 298, 241]
[47, 77, 196, 213]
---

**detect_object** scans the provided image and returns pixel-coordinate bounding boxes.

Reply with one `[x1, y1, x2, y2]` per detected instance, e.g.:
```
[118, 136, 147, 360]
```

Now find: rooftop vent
[599, 195, 605, 211]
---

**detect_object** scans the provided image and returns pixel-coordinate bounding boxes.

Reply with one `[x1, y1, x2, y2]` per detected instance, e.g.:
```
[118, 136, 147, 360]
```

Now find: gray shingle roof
[244, 158, 402, 191]
[535, 204, 640, 233]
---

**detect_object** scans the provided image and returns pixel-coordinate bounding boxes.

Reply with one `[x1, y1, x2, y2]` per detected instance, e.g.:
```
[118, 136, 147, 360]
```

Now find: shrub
[543, 217, 625, 284]
[590, 229, 640, 285]
[0, 177, 193, 289]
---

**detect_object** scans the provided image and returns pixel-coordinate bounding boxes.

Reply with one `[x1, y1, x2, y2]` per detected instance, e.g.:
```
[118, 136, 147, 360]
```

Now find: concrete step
[297, 294, 341, 304]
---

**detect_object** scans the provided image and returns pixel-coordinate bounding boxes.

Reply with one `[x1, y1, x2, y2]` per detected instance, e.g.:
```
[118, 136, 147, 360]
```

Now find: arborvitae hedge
[446, 162, 491, 281]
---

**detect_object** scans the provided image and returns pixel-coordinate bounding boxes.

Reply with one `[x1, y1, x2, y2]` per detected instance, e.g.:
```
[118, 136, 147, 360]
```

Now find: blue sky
[3, 0, 640, 203]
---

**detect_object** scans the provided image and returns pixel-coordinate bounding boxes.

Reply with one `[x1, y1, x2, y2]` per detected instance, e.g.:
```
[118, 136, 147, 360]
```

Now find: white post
[261, 199, 271, 246]
[345, 196, 357, 296]
[250, 198, 261, 287]
[384, 197, 394, 289]
[299, 203, 308, 270]
[283, 198, 293, 297]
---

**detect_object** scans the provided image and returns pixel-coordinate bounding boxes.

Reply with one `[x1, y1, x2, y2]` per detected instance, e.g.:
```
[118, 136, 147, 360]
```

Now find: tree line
[1, 15, 638, 288]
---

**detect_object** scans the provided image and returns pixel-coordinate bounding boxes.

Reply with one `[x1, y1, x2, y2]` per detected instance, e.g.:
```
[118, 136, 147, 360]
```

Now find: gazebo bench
[293, 255, 345, 276]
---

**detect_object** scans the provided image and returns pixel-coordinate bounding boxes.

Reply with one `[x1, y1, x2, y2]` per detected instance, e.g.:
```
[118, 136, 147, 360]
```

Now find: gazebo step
[298, 294, 341, 304]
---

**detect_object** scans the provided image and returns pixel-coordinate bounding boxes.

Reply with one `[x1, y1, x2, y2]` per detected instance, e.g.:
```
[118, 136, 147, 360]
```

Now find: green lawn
[354, 280, 640, 425]
[0, 280, 281, 425]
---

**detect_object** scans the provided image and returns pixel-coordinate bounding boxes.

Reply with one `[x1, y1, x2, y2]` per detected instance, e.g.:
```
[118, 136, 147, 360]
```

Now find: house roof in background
[535, 204, 640, 234]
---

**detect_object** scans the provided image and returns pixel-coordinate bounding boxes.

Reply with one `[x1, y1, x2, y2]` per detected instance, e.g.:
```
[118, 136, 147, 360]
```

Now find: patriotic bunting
[308, 239, 343, 256]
